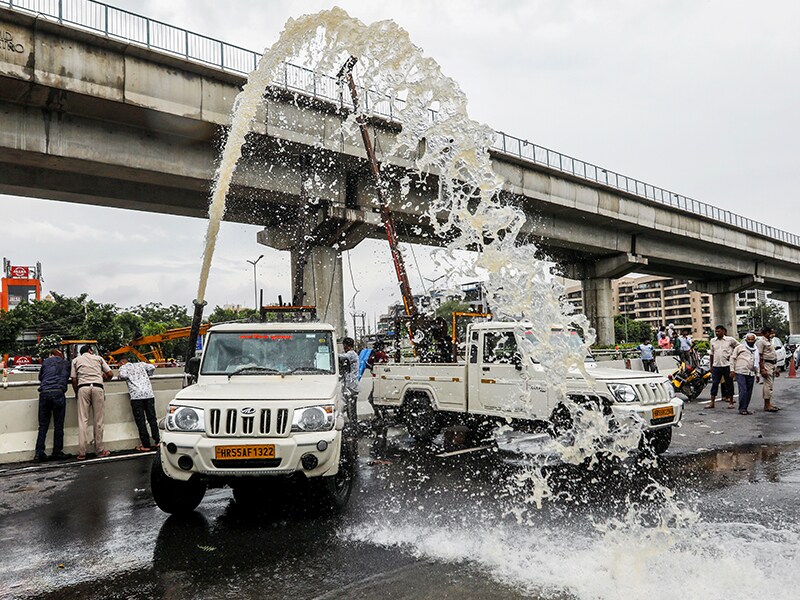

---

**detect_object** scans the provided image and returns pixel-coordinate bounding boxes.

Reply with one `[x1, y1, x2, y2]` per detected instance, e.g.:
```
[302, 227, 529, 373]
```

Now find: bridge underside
[2, 5, 800, 343]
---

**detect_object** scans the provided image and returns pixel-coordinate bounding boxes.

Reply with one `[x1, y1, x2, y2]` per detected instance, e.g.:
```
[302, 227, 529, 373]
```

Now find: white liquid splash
[195, 7, 761, 596]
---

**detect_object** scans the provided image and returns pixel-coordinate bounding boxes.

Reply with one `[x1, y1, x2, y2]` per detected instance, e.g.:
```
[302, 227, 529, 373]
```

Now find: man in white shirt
[708, 325, 738, 409]
[118, 357, 160, 451]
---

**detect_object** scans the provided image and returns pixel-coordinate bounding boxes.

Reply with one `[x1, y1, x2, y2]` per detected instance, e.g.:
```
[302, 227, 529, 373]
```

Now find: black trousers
[35, 390, 66, 457]
[130, 397, 160, 447]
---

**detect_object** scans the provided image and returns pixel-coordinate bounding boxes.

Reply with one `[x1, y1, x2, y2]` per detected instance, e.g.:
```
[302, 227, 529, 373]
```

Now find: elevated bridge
[1, 1, 799, 341]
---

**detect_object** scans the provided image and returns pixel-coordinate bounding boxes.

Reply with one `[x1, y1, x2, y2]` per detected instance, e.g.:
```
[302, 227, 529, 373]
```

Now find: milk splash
[200, 5, 704, 593]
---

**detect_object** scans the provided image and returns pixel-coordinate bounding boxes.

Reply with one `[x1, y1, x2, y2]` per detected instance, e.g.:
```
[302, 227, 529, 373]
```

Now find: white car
[757, 336, 786, 371]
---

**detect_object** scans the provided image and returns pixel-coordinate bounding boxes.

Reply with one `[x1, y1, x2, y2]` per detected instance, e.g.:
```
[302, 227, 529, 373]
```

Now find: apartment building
[566, 276, 711, 338]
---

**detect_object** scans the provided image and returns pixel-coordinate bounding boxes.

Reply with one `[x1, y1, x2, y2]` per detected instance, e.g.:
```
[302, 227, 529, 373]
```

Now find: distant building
[1, 258, 42, 311]
[565, 275, 769, 339]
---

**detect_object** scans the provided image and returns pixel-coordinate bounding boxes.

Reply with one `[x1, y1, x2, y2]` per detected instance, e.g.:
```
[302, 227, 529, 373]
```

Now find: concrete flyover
[1, 5, 800, 342]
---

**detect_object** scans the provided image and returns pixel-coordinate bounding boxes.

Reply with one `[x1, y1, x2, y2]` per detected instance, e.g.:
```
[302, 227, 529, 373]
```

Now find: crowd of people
[33, 345, 160, 462]
[637, 324, 783, 415]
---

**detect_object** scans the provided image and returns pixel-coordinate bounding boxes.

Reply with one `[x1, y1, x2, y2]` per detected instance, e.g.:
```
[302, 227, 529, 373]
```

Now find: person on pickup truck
[342, 338, 360, 424]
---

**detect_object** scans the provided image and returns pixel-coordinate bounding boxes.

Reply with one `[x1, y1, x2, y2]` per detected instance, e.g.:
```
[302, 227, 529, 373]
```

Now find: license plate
[215, 444, 275, 460]
[652, 406, 674, 419]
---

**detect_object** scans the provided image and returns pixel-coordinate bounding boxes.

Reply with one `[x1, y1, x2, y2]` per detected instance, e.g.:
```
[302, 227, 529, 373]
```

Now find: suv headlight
[663, 381, 676, 399]
[166, 406, 206, 432]
[292, 405, 335, 432]
[608, 383, 638, 403]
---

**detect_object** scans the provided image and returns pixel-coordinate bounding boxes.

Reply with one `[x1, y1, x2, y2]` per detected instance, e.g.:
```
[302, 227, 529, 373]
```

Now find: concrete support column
[582, 277, 615, 346]
[291, 246, 345, 339]
[689, 276, 765, 337]
[769, 292, 800, 335]
[711, 292, 738, 336]
[788, 301, 800, 335]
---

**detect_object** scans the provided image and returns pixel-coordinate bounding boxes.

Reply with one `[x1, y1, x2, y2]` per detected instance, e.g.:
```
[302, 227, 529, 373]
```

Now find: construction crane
[107, 324, 210, 365]
[337, 57, 453, 362]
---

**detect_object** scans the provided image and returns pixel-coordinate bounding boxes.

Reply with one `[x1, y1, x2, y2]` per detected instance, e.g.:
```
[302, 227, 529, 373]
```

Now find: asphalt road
[2, 377, 800, 600]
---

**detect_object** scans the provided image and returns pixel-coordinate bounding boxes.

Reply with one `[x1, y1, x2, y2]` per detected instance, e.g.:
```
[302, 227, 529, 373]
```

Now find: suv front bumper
[159, 430, 341, 482]
[611, 397, 683, 430]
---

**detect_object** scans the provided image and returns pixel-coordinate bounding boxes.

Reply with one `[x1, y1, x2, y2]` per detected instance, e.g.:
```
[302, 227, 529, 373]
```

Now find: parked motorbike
[668, 356, 711, 401]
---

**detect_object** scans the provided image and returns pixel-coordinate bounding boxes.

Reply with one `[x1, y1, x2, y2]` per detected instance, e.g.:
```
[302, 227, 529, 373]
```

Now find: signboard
[10, 266, 30, 278]
[13, 356, 32, 366]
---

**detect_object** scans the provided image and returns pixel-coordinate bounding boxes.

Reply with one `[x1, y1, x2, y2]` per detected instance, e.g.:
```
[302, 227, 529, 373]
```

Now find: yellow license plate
[652, 406, 674, 419]
[215, 444, 275, 460]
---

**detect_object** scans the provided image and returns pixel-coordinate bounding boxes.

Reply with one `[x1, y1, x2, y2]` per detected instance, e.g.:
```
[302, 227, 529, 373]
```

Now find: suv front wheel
[151, 455, 206, 514]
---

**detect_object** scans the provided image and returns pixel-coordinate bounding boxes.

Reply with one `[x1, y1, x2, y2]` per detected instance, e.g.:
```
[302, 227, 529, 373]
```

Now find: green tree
[614, 315, 653, 345]
[209, 305, 259, 323]
[740, 302, 789, 339]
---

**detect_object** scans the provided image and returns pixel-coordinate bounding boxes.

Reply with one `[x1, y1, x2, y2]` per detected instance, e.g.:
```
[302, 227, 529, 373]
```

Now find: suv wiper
[284, 367, 332, 375]
[227, 366, 281, 379]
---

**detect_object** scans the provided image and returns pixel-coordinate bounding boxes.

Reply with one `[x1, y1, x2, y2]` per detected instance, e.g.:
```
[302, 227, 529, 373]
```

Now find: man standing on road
[71, 345, 113, 460]
[731, 333, 758, 415]
[118, 357, 160, 452]
[757, 327, 781, 412]
[678, 330, 693, 364]
[637, 338, 657, 372]
[34, 349, 72, 462]
[341, 337, 360, 425]
[708, 325, 738, 409]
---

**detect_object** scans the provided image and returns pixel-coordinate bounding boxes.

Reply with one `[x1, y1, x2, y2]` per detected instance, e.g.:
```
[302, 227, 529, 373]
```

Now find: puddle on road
[0, 469, 77, 517]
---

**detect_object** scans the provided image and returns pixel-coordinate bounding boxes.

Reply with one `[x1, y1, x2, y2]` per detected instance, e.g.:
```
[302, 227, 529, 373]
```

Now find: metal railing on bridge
[5, 0, 799, 248]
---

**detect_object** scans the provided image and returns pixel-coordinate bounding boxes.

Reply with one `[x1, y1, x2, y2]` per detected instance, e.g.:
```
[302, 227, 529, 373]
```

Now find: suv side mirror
[186, 356, 201, 378]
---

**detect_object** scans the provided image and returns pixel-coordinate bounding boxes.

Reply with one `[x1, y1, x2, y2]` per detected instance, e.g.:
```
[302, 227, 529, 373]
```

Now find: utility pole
[246, 255, 264, 310]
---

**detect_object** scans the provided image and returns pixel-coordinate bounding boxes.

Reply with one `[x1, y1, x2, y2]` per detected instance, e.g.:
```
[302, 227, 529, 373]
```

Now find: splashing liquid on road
[195, 8, 800, 598]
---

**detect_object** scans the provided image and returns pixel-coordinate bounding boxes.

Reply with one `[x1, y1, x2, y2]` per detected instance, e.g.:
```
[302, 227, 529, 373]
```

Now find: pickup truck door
[470, 329, 540, 415]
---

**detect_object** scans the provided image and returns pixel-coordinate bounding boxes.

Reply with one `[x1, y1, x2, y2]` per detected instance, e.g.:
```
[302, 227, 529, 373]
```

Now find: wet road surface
[2, 378, 800, 600]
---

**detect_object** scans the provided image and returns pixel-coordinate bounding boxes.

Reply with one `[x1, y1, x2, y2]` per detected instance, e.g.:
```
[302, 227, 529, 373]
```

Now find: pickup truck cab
[151, 322, 356, 514]
[372, 322, 683, 454]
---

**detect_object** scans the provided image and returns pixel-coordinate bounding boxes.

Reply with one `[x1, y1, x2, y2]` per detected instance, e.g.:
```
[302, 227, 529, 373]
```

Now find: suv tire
[151, 455, 206, 514]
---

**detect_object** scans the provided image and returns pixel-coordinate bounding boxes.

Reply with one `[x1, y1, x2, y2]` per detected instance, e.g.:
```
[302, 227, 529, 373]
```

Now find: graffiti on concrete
[2, 30, 25, 53]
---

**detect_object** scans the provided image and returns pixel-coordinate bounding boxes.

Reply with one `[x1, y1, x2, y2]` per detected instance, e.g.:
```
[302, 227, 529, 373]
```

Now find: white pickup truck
[372, 321, 683, 454]
[151, 322, 356, 514]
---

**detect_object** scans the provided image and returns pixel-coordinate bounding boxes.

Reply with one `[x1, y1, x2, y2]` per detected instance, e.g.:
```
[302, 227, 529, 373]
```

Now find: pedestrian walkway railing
[4, 0, 799, 248]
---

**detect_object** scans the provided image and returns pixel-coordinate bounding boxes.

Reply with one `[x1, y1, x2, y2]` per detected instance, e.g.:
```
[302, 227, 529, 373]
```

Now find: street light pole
[246, 254, 264, 311]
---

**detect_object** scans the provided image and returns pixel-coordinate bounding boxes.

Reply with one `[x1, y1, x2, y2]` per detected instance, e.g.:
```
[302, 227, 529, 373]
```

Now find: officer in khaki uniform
[70, 345, 113, 459]
[756, 327, 781, 412]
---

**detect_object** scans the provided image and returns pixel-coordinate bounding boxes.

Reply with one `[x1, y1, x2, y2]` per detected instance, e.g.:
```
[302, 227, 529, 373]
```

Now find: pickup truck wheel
[643, 426, 672, 455]
[315, 438, 357, 512]
[549, 403, 574, 437]
[403, 394, 439, 443]
[150, 455, 206, 514]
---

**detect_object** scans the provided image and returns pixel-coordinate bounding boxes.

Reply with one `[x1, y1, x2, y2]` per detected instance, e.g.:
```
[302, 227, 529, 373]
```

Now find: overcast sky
[2, 0, 798, 328]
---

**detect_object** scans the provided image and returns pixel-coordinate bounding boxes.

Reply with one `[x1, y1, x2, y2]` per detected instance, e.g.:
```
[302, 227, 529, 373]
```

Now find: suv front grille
[208, 407, 291, 437]
[633, 383, 668, 404]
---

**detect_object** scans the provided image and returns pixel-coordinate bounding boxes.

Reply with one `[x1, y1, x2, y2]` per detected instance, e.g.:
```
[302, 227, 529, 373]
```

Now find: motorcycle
[668, 354, 711, 401]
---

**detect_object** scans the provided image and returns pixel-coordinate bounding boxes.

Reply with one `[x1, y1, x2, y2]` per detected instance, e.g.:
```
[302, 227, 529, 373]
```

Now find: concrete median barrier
[0, 374, 183, 464]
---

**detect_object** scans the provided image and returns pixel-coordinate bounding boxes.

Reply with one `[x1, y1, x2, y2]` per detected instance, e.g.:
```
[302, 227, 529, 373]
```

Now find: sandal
[134, 446, 150, 452]
[765, 406, 782, 412]
[76, 454, 86, 461]
[97, 450, 111, 458]
[739, 410, 753, 415]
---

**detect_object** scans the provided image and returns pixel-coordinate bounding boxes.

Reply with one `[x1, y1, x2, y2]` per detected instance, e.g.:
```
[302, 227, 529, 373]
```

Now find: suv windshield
[200, 331, 335, 376]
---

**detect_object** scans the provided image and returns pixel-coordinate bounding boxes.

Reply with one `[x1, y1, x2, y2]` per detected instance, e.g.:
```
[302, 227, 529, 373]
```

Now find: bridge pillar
[293, 246, 345, 338]
[689, 276, 764, 336]
[581, 278, 615, 346]
[768, 291, 800, 334]
[565, 253, 648, 346]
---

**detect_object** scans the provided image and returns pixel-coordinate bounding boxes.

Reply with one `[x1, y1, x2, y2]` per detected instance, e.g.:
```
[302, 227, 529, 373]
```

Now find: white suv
[151, 322, 356, 514]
